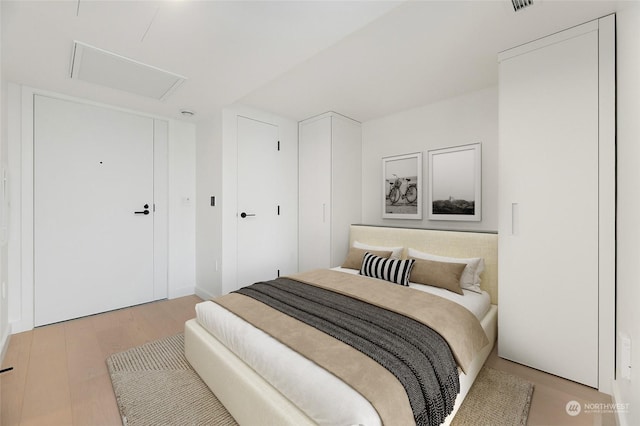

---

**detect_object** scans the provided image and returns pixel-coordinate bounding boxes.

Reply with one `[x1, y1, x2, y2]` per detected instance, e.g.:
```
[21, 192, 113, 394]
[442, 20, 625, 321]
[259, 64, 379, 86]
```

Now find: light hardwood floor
[1, 296, 617, 426]
[1, 295, 203, 426]
[485, 347, 616, 426]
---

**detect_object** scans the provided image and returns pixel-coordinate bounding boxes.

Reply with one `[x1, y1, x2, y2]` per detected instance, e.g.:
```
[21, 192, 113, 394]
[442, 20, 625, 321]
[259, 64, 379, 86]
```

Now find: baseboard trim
[168, 285, 196, 299]
[0, 324, 12, 366]
[9, 318, 32, 334]
[194, 286, 217, 301]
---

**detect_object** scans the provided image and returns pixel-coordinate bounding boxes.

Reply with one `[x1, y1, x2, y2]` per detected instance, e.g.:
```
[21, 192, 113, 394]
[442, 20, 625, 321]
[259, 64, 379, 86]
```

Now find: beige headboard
[349, 225, 498, 305]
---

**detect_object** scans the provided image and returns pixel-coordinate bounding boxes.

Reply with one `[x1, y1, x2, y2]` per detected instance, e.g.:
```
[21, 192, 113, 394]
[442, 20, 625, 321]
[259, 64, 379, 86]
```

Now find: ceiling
[1, 0, 622, 123]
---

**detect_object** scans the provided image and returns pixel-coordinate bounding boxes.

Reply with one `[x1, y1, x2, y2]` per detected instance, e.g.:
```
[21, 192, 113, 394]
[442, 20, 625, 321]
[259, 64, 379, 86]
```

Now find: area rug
[108, 334, 533, 426]
[107, 334, 237, 426]
[451, 366, 534, 426]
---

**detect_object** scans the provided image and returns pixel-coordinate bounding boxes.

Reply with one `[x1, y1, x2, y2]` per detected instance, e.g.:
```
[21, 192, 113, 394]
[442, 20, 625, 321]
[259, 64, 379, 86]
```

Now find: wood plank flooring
[1, 295, 202, 426]
[485, 347, 616, 426]
[1, 296, 617, 426]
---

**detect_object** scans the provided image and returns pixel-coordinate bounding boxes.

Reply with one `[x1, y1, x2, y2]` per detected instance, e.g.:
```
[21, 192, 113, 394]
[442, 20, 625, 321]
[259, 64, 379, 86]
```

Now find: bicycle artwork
[387, 174, 417, 206]
[382, 152, 423, 219]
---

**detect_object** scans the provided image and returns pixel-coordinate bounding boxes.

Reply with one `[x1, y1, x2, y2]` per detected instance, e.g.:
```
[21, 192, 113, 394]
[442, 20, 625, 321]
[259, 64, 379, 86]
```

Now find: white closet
[498, 16, 615, 391]
[299, 112, 362, 271]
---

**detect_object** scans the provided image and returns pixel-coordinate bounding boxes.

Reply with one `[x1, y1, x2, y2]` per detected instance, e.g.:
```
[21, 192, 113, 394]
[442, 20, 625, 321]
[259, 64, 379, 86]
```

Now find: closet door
[299, 116, 331, 271]
[330, 116, 362, 267]
[299, 114, 362, 271]
[498, 24, 599, 387]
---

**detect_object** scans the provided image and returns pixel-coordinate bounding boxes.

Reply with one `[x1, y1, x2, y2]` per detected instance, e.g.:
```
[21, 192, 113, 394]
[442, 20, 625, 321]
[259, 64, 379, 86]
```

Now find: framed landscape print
[382, 152, 422, 219]
[428, 143, 481, 221]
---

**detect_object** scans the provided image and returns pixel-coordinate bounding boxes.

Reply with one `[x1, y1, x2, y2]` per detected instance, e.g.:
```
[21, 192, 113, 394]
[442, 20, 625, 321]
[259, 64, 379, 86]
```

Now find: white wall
[614, 3, 640, 425]
[0, 2, 8, 364]
[195, 115, 223, 299]
[6, 84, 197, 333]
[361, 86, 498, 231]
[7, 83, 21, 332]
[168, 120, 197, 298]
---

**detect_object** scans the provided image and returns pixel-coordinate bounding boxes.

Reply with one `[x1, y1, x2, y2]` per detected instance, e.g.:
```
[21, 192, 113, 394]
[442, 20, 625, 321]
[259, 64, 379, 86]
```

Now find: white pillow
[407, 248, 484, 293]
[353, 240, 404, 259]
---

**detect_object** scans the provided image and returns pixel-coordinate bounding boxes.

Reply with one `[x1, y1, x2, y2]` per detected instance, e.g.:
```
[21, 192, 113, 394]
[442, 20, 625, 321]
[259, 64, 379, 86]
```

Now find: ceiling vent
[511, 0, 533, 12]
[70, 41, 187, 101]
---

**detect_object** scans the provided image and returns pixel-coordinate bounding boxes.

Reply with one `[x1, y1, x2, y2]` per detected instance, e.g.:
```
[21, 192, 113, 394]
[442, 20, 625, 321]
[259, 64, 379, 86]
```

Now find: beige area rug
[452, 367, 534, 426]
[108, 334, 533, 426]
[107, 334, 237, 426]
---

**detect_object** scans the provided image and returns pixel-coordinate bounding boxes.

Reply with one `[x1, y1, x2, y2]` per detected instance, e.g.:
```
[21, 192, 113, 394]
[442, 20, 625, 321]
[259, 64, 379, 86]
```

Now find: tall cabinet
[498, 16, 615, 392]
[299, 112, 362, 271]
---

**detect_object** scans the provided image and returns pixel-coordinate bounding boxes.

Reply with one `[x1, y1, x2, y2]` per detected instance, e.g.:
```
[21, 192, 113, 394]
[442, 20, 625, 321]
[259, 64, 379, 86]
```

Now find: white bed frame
[185, 225, 499, 425]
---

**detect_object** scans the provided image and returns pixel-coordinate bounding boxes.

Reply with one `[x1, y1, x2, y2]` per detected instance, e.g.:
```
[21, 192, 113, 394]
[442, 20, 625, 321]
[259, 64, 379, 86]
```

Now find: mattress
[195, 269, 493, 426]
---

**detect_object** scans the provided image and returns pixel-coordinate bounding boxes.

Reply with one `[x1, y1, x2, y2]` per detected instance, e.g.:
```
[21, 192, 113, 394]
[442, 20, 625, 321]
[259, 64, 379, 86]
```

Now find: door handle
[511, 203, 519, 235]
[135, 203, 150, 215]
[240, 212, 256, 218]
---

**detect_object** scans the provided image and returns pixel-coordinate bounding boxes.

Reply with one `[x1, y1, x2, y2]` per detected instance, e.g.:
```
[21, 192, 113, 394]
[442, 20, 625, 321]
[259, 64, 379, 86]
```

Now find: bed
[185, 225, 498, 425]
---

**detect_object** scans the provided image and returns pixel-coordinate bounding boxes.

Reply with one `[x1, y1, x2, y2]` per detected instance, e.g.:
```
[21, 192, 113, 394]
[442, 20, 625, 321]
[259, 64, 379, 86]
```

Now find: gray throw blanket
[235, 277, 460, 426]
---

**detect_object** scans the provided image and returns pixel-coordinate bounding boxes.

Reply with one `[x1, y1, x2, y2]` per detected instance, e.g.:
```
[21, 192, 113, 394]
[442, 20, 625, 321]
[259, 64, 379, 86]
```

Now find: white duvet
[195, 269, 492, 426]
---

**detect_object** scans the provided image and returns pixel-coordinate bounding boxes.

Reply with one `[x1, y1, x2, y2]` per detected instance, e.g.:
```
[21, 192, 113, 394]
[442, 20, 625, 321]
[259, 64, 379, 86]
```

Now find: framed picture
[382, 152, 422, 219]
[428, 143, 481, 221]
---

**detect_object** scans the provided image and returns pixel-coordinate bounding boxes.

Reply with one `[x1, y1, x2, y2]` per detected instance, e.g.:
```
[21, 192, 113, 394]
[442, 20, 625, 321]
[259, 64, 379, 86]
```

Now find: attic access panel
[70, 41, 186, 100]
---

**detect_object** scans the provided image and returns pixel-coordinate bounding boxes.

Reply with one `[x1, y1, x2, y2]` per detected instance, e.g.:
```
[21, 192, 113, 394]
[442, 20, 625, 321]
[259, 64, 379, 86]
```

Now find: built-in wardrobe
[498, 15, 615, 393]
[298, 112, 362, 272]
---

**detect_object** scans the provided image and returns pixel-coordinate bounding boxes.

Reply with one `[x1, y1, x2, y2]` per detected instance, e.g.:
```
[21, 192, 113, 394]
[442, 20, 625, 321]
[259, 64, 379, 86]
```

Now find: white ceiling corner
[1, 0, 622, 123]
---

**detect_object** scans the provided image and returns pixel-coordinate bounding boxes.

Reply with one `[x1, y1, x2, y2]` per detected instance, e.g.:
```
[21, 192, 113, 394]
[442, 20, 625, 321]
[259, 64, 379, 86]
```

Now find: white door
[329, 116, 361, 267]
[298, 116, 331, 271]
[34, 95, 156, 326]
[236, 116, 281, 288]
[498, 28, 599, 386]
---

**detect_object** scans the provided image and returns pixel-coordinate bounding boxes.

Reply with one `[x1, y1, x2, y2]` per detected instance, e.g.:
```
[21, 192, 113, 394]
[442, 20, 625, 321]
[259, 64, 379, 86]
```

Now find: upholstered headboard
[349, 225, 498, 305]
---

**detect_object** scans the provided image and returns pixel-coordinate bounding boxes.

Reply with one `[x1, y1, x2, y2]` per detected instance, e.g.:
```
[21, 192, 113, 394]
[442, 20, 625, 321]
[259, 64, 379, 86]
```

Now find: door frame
[235, 115, 281, 290]
[13, 87, 168, 331]
[497, 15, 615, 394]
[219, 106, 298, 296]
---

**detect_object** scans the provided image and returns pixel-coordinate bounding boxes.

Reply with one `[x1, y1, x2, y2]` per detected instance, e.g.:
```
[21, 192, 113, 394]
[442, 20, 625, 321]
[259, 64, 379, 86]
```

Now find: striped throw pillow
[360, 252, 416, 286]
